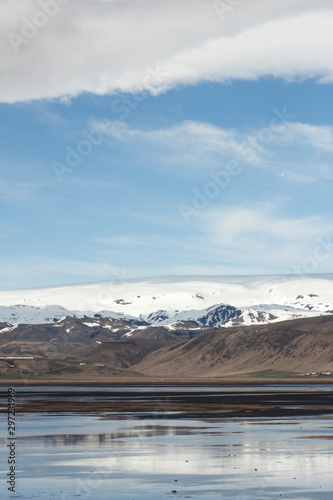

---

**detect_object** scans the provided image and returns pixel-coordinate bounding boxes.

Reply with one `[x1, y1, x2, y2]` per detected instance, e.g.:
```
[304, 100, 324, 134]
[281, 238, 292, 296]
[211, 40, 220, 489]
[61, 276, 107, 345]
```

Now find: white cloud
[0, 0, 332, 102]
[97, 119, 252, 168]
[96, 119, 333, 178]
[160, 10, 333, 87]
[205, 206, 328, 244]
[200, 205, 333, 270]
[280, 170, 315, 183]
[280, 123, 333, 154]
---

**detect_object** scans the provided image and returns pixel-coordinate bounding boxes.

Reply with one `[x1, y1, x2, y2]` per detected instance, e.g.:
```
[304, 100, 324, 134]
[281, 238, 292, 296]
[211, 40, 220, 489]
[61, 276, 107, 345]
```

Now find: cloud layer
[1, 0, 332, 102]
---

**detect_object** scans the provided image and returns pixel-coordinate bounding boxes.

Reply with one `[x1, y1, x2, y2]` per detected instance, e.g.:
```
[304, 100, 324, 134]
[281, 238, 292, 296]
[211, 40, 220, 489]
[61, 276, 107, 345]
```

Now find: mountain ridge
[0, 274, 332, 329]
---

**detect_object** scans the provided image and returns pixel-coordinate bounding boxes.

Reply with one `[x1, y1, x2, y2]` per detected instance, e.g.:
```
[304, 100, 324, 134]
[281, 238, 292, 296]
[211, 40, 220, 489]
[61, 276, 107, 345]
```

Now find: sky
[0, 0, 332, 289]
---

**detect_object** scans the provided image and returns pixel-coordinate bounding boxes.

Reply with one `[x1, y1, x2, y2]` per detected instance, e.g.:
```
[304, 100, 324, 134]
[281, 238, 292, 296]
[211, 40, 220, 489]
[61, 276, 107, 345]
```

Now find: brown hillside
[85, 338, 174, 369]
[132, 315, 333, 377]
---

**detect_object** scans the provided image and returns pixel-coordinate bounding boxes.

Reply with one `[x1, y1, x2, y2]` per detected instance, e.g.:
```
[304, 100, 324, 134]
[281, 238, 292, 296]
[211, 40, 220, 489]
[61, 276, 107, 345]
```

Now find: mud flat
[1, 385, 333, 418]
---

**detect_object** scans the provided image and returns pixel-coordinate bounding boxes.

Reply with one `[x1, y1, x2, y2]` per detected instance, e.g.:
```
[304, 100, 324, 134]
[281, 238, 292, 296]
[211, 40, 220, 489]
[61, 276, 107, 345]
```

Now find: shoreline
[1, 376, 333, 386]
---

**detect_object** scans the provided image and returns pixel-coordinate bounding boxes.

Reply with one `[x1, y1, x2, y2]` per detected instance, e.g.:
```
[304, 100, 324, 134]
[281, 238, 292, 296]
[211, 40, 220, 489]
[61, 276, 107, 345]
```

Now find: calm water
[1, 385, 333, 499]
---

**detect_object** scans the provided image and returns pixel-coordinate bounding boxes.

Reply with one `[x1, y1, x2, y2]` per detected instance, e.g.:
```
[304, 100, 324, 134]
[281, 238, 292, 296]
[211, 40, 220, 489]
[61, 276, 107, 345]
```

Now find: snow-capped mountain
[144, 304, 240, 327]
[0, 304, 146, 327]
[0, 274, 332, 328]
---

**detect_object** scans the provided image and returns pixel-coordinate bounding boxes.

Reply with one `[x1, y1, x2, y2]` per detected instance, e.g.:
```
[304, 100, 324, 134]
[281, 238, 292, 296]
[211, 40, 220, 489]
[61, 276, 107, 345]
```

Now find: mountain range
[0, 274, 332, 380]
[0, 274, 332, 331]
[0, 315, 332, 380]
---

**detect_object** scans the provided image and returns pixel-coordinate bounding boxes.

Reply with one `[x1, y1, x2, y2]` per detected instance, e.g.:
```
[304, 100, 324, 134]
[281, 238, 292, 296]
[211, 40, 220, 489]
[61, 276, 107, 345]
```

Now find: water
[1, 385, 333, 499]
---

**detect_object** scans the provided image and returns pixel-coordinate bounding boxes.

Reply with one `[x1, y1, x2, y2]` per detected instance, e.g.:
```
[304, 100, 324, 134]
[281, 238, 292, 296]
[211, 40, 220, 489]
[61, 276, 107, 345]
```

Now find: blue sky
[1, 0, 333, 289]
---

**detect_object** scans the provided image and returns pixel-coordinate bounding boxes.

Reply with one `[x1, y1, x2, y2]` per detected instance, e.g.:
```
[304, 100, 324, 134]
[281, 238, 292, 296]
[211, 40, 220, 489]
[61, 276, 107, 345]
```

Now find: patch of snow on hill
[0, 325, 18, 334]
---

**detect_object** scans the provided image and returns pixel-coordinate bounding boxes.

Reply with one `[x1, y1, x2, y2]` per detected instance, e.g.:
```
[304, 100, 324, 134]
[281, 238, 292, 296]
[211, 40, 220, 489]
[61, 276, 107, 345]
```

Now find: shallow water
[1, 386, 333, 499]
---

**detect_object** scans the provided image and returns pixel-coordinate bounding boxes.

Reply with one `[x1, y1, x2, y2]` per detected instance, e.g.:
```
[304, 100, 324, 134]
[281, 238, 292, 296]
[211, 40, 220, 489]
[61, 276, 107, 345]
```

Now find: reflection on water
[0, 386, 332, 499]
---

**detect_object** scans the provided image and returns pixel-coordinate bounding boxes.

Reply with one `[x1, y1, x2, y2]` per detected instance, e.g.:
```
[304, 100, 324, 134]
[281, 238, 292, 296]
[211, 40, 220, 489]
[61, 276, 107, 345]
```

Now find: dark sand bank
[1, 386, 333, 419]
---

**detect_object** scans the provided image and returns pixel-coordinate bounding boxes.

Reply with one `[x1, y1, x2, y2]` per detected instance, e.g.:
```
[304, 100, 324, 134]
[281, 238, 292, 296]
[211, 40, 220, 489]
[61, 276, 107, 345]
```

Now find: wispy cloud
[128, 210, 180, 228]
[71, 178, 129, 192]
[205, 205, 329, 244]
[0, 256, 131, 289]
[1, 0, 332, 102]
[279, 123, 333, 154]
[0, 181, 33, 201]
[96, 119, 254, 170]
[280, 171, 315, 183]
[200, 204, 333, 269]
[95, 119, 333, 179]
[94, 235, 148, 247]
